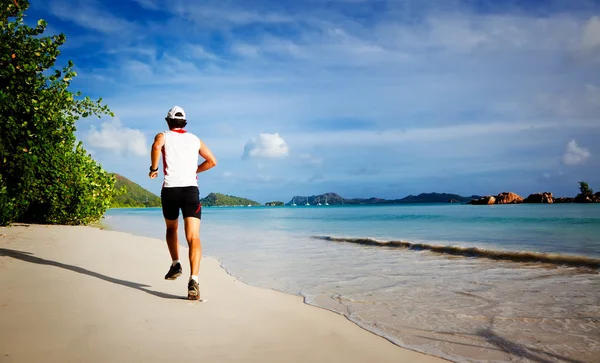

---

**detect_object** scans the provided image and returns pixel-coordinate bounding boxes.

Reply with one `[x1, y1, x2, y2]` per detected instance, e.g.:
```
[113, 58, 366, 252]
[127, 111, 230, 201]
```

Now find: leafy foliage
[578, 181, 593, 197]
[201, 193, 261, 206]
[0, 0, 116, 225]
[111, 174, 161, 208]
[265, 201, 284, 206]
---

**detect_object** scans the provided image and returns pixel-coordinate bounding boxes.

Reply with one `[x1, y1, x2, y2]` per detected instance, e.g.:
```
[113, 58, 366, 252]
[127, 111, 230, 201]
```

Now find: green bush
[0, 0, 116, 225]
[578, 181, 593, 197]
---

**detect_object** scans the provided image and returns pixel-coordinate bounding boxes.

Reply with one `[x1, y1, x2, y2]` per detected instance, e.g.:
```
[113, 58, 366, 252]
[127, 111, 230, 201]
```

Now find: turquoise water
[104, 204, 600, 363]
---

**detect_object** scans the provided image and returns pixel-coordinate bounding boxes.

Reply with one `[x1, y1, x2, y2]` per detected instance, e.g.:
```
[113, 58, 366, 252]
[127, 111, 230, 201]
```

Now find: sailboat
[291, 197, 297, 206]
[305, 197, 310, 206]
[317, 196, 322, 206]
[325, 196, 329, 206]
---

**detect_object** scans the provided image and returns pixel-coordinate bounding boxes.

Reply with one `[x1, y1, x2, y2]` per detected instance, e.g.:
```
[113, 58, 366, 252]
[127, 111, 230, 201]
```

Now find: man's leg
[161, 187, 183, 280]
[183, 217, 201, 278]
[181, 186, 202, 300]
[163, 218, 183, 280]
[165, 218, 179, 261]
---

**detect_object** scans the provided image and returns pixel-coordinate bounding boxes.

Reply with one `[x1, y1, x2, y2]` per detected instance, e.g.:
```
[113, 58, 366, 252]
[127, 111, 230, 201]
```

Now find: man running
[149, 106, 217, 300]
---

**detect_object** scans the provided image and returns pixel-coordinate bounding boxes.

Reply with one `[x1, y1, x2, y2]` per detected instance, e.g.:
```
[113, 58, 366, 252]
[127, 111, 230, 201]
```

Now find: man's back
[162, 129, 201, 188]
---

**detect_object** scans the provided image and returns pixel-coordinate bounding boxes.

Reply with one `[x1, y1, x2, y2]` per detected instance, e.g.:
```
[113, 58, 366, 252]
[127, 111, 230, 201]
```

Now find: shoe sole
[165, 272, 182, 280]
[187, 289, 200, 300]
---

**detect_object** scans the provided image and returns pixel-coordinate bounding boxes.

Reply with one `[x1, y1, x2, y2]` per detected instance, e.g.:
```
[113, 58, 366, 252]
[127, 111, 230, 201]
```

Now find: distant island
[265, 201, 285, 206]
[111, 174, 161, 208]
[109, 176, 263, 208]
[110, 176, 599, 209]
[286, 192, 481, 206]
[201, 193, 261, 207]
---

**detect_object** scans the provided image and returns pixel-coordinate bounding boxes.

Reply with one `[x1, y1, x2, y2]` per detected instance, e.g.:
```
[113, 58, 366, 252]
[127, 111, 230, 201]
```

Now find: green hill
[110, 174, 161, 208]
[395, 193, 480, 203]
[201, 193, 261, 207]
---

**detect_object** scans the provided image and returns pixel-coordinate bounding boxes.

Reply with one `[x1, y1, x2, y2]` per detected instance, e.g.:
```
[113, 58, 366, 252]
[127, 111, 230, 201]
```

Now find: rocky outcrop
[554, 197, 575, 203]
[524, 192, 553, 204]
[468, 196, 496, 205]
[495, 192, 524, 204]
[574, 195, 592, 203]
[573, 191, 600, 203]
[467, 184, 600, 205]
[469, 192, 523, 205]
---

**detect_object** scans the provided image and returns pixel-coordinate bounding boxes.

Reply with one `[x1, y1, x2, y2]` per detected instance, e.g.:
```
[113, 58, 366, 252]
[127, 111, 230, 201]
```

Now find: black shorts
[161, 186, 201, 220]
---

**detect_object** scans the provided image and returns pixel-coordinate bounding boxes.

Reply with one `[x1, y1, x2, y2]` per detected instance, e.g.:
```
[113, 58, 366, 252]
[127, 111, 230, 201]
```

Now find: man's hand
[149, 171, 158, 179]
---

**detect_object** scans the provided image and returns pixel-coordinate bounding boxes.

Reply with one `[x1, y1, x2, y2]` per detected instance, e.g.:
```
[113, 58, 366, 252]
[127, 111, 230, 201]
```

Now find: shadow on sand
[0, 248, 182, 300]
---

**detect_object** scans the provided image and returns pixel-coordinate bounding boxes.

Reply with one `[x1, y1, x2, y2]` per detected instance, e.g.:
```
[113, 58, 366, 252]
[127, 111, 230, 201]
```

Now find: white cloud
[290, 120, 600, 148]
[167, 2, 293, 28]
[584, 84, 600, 107]
[231, 43, 260, 58]
[533, 84, 600, 119]
[48, 0, 137, 35]
[581, 16, 600, 51]
[186, 44, 218, 60]
[573, 16, 600, 63]
[242, 133, 289, 159]
[299, 153, 323, 166]
[86, 118, 148, 157]
[123, 60, 154, 77]
[562, 140, 591, 166]
[133, 0, 160, 10]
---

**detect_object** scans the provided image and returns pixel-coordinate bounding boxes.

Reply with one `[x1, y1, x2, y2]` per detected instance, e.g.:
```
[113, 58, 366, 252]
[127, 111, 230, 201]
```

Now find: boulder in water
[524, 192, 553, 204]
[495, 192, 523, 204]
[468, 196, 496, 205]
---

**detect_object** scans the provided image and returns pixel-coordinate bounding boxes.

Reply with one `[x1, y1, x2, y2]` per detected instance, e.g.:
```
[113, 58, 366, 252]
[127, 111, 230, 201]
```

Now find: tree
[1, 0, 116, 225]
[578, 181, 593, 197]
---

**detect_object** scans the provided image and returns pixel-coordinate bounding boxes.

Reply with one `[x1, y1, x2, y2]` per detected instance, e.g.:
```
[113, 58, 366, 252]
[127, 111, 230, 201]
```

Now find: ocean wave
[311, 236, 600, 269]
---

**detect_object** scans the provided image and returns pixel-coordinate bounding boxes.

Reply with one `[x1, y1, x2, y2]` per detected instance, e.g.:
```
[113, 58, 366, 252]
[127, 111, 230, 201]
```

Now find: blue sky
[26, 0, 600, 203]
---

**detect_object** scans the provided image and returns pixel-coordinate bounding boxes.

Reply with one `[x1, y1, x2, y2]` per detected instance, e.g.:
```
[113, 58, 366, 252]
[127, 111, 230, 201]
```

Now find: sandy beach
[0, 224, 447, 363]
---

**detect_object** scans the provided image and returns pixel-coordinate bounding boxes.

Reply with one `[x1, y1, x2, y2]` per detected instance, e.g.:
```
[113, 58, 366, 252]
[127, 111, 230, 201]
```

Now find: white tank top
[161, 129, 201, 188]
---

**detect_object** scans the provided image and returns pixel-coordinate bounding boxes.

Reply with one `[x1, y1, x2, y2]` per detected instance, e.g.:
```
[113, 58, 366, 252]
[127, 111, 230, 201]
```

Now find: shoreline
[199, 240, 600, 363]
[0, 224, 449, 363]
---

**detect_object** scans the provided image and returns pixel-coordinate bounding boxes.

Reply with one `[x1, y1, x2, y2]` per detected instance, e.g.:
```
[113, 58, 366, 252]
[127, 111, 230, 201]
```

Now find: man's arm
[149, 133, 165, 179]
[196, 140, 217, 173]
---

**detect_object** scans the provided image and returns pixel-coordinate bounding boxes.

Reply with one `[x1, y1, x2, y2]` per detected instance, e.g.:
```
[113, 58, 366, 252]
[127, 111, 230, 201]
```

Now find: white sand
[0, 224, 448, 363]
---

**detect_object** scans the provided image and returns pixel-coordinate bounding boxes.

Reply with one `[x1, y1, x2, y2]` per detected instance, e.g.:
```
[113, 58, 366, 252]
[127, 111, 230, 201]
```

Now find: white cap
[166, 106, 186, 120]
